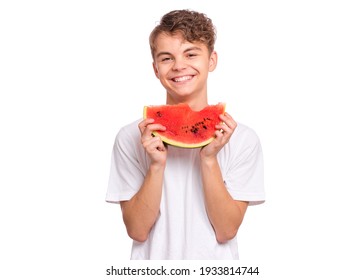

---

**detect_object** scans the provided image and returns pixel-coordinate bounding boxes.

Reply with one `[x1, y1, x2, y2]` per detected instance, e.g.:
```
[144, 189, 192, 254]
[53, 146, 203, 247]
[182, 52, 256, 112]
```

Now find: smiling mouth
[172, 75, 193, 82]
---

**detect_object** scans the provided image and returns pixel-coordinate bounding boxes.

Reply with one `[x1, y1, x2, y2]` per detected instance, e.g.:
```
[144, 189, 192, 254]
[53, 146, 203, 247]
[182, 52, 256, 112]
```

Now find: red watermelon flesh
[143, 103, 225, 148]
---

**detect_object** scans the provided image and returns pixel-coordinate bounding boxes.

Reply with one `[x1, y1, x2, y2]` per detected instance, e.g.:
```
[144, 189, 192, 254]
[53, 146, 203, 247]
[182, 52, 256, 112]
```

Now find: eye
[161, 57, 173, 62]
[187, 53, 197, 58]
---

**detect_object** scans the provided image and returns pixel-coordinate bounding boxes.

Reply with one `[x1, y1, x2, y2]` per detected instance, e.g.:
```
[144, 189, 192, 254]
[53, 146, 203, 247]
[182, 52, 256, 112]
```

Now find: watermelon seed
[190, 127, 199, 134]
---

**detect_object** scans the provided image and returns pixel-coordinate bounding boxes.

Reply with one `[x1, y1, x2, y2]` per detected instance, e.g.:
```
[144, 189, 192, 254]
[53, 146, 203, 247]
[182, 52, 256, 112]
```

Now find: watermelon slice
[143, 103, 225, 148]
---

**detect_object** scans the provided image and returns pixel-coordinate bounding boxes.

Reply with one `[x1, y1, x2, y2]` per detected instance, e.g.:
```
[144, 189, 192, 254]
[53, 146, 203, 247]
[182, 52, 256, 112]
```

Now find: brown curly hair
[149, 9, 216, 58]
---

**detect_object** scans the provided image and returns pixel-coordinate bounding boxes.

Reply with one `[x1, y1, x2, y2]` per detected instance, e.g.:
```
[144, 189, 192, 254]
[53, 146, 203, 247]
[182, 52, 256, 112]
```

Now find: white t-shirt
[106, 119, 265, 260]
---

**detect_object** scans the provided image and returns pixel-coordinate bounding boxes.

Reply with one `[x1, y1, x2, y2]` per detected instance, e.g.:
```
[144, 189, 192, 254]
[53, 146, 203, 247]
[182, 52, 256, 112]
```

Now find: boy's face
[152, 32, 217, 106]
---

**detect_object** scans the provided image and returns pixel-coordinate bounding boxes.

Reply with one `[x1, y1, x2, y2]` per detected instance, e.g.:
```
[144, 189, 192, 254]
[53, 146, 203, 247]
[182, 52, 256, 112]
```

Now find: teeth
[173, 76, 192, 82]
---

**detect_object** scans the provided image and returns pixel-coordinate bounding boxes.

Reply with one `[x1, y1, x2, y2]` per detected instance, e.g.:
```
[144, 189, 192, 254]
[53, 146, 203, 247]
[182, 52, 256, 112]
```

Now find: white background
[1, 0, 363, 279]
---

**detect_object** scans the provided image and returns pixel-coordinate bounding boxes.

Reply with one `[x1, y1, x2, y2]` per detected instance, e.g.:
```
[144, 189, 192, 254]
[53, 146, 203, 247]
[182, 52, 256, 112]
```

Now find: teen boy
[106, 9, 265, 260]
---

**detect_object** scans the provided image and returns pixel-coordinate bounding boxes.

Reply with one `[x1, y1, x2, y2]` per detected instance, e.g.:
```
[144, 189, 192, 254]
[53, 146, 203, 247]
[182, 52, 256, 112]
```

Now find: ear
[152, 62, 160, 79]
[208, 51, 218, 72]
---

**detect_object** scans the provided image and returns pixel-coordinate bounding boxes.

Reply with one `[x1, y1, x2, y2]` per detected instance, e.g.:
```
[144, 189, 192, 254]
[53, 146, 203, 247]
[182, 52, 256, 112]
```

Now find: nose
[172, 57, 187, 71]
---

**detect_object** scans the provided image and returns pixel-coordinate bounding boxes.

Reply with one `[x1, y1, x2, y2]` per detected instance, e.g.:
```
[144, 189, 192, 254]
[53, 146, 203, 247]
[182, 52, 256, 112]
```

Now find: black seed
[203, 125, 207, 129]
[156, 111, 162, 117]
[190, 127, 199, 134]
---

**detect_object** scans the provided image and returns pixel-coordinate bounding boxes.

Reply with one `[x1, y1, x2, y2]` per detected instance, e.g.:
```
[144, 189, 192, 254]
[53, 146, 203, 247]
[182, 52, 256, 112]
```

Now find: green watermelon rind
[143, 103, 226, 149]
[152, 131, 216, 148]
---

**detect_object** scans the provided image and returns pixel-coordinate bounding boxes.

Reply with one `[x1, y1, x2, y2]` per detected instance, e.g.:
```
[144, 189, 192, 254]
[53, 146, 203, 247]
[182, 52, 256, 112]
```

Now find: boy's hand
[139, 118, 168, 166]
[200, 112, 237, 159]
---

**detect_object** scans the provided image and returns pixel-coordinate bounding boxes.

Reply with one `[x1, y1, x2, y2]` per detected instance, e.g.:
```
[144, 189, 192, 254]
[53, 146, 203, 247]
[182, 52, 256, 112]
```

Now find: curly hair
[149, 9, 216, 58]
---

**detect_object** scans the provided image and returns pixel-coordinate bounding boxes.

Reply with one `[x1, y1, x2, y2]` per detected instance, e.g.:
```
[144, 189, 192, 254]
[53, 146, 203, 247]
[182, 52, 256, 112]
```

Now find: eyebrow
[155, 51, 172, 58]
[155, 47, 203, 58]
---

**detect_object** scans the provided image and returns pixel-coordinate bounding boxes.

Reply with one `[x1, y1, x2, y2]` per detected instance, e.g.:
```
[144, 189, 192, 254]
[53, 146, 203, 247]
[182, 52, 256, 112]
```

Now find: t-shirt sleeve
[224, 126, 265, 205]
[105, 125, 146, 203]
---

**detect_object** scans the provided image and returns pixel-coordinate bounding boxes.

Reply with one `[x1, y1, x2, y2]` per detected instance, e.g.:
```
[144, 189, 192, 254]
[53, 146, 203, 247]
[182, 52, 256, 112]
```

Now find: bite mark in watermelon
[143, 103, 226, 148]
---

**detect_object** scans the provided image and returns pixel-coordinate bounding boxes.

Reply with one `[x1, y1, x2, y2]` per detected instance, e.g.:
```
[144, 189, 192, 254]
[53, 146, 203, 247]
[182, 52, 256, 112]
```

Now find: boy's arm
[200, 113, 247, 243]
[120, 119, 167, 242]
[120, 163, 165, 242]
[200, 157, 248, 243]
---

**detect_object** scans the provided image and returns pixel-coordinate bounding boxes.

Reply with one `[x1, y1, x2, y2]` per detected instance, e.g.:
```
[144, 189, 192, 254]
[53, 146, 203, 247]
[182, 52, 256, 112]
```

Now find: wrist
[200, 154, 218, 167]
[150, 161, 166, 172]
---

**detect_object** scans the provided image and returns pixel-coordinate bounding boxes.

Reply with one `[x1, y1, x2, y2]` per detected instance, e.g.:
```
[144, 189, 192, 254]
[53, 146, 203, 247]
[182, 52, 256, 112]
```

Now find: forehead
[153, 32, 208, 54]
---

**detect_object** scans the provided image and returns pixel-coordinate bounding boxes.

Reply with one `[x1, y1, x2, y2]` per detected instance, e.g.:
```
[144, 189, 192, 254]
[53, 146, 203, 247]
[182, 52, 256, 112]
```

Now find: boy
[106, 9, 265, 260]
